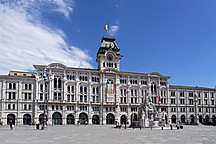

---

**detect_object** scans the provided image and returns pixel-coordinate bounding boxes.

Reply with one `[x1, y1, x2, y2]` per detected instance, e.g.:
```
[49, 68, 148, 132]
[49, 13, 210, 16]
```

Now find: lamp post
[41, 68, 48, 130]
[194, 87, 198, 125]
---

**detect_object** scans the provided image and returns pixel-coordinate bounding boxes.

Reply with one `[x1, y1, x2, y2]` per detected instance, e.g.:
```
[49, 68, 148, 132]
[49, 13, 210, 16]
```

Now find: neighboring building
[0, 36, 215, 125]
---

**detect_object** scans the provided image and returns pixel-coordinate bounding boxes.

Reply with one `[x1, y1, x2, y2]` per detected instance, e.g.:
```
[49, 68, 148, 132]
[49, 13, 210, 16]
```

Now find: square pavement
[0, 125, 215, 144]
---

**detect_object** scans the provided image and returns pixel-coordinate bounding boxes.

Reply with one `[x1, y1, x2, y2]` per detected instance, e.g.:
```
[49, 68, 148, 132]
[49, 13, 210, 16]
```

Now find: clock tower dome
[96, 35, 123, 72]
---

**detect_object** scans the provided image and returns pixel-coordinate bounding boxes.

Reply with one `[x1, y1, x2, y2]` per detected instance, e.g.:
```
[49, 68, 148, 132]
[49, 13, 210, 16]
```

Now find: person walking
[9, 120, 13, 130]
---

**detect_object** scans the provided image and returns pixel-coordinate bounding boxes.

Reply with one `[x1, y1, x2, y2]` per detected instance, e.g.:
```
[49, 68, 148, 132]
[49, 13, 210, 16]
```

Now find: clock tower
[96, 36, 123, 72]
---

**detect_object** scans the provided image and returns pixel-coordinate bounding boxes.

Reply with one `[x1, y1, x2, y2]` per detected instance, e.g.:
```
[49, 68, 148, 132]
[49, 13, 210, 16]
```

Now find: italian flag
[158, 94, 161, 102]
[104, 24, 109, 31]
[106, 84, 114, 94]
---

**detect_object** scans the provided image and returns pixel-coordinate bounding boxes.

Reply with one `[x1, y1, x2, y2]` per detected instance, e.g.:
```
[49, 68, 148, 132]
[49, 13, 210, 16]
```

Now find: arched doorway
[39, 114, 48, 124]
[212, 115, 216, 124]
[23, 114, 31, 125]
[205, 115, 209, 123]
[52, 112, 62, 125]
[106, 113, 115, 124]
[199, 115, 202, 123]
[190, 115, 194, 124]
[79, 113, 88, 125]
[7, 114, 15, 125]
[171, 115, 176, 123]
[131, 113, 138, 124]
[92, 115, 100, 125]
[120, 115, 127, 124]
[181, 115, 185, 123]
[67, 114, 75, 124]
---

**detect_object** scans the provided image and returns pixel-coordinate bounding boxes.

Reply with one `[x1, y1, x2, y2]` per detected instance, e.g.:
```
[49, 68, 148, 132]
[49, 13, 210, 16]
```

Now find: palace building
[0, 35, 216, 125]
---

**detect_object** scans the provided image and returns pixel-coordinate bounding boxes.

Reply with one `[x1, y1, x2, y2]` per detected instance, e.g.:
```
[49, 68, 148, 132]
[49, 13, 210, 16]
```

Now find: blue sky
[0, 0, 216, 88]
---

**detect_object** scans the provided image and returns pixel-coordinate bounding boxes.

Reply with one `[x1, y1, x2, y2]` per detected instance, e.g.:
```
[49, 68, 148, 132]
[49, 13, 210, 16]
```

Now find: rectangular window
[29, 93, 31, 100]
[84, 95, 87, 102]
[92, 96, 95, 102]
[58, 93, 61, 100]
[96, 96, 99, 103]
[71, 95, 74, 101]
[80, 95, 83, 102]
[67, 95, 70, 101]
[40, 93, 43, 100]
[54, 93, 57, 100]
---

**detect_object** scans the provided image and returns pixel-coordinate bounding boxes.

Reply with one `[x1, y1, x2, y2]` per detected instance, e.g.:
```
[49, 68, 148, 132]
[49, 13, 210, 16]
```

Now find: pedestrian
[9, 119, 13, 130]
[77, 120, 80, 126]
[85, 120, 88, 126]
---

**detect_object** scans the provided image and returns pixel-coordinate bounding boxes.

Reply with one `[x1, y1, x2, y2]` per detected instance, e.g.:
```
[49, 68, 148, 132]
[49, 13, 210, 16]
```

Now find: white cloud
[0, 1, 92, 74]
[108, 25, 120, 36]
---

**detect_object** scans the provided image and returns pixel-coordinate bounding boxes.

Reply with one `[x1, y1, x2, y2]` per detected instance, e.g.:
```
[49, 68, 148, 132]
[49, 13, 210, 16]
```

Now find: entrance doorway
[131, 113, 138, 124]
[120, 115, 127, 124]
[67, 114, 75, 124]
[92, 115, 100, 125]
[23, 114, 31, 125]
[79, 113, 88, 125]
[106, 113, 115, 124]
[52, 112, 62, 125]
[181, 115, 185, 123]
[39, 114, 48, 124]
[7, 114, 15, 125]
[171, 115, 176, 123]
[190, 115, 194, 124]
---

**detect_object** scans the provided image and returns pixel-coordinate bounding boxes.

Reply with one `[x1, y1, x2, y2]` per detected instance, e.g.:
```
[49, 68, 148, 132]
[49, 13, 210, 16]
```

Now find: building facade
[0, 36, 216, 125]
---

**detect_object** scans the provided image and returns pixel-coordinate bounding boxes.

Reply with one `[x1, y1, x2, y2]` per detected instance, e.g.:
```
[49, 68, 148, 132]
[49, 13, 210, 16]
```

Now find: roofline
[0, 75, 35, 78]
[120, 71, 171, 78]
[170, 85, 216, 91]
[10, 71, 36, 74]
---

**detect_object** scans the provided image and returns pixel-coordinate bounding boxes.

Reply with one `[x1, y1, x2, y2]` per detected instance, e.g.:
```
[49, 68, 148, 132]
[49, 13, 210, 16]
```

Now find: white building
[0, 36, 215, 125]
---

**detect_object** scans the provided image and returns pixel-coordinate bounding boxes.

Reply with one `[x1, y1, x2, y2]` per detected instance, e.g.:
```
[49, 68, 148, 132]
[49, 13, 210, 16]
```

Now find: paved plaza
[0, 125, 215, 144]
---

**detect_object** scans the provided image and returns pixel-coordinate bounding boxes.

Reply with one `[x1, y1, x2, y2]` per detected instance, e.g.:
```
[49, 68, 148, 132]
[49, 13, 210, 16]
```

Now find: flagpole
[108, 20, 109, 36]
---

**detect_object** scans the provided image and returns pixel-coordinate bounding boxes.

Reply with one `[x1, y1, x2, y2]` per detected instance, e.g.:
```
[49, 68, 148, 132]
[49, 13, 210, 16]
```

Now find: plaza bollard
[161, 127, 163, 130]
[170, 125, 172, 130]
[125, 124, 126, 129]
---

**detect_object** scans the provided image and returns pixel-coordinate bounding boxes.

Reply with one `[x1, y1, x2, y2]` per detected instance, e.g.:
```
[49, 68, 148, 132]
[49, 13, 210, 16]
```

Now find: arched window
[58, 78, 61, 88]
[54, 78, 57, 88]
[29, 84, 32, 90]
[25, 84, 28, 89]
[84, 87, 87, 93]
[103, 62, 105, 67]
[13, 83, 16, 89]
[80, 86, 83, 93]
[29, 105, 31, 110]
[72, 86, 74, 93]
[67, 86, 70, 92]
[12, 104, 15, 110]
[8, 104, 11, 110]
[115, 63, 117, 68]
[9, 83, 12, 89]
[96, 87, 99, 94]
[40, 84, 43, 91]
[92, 87, 95, 94]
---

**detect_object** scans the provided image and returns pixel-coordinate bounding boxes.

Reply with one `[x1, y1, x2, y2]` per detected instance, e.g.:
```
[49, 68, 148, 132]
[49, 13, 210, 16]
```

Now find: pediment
[47, 63, 67, 69]
[149, 72, 163, 77]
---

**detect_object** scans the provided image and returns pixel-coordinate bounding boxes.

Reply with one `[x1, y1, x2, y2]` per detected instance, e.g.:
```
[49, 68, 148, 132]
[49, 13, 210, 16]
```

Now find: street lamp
[194, 87, 198, 125]
[41, 68, 48, 130]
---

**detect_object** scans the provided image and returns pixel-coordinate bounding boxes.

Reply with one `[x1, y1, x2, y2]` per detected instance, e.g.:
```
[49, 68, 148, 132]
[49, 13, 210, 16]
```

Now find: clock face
[107, 54, 113, 61]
